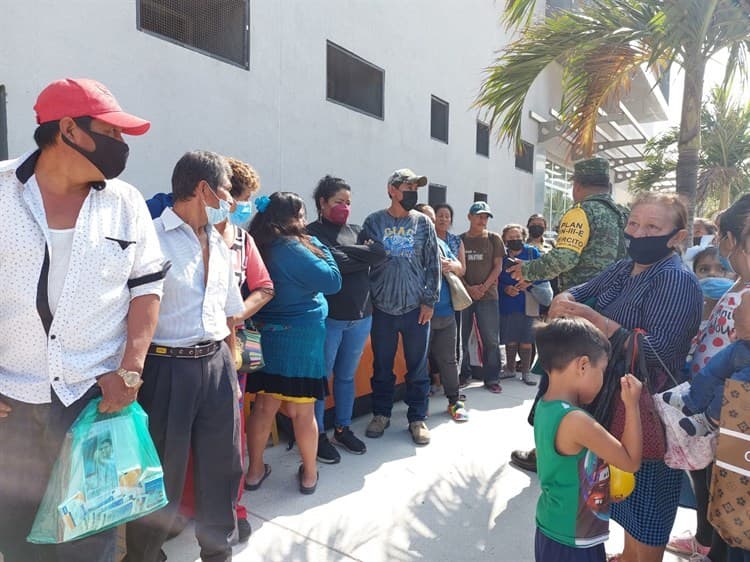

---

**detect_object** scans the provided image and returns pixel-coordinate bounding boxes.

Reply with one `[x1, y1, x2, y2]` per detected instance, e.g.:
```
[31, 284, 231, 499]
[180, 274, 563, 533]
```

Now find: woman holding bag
[548, 192, 702, 562]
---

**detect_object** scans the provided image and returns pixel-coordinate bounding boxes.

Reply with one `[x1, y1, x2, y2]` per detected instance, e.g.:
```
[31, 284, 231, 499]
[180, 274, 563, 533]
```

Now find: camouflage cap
[469, 201, 494, 218]
[388, 168, 428, 187]
[572, 157, 610, 187]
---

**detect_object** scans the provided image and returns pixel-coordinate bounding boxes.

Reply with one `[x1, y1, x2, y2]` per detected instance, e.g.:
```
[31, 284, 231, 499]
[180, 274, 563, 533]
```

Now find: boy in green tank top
[533, 318, 643, 562]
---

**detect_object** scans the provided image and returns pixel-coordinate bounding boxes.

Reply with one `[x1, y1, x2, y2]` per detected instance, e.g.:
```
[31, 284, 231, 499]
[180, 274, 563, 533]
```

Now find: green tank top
[534, 399, 611, 547]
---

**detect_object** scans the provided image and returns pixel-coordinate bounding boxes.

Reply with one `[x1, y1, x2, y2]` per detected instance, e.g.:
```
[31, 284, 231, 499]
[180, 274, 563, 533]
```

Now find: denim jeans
[315, 316, 372, 430]
[370, 306, 430, 423]
[460, 299, 501, 384]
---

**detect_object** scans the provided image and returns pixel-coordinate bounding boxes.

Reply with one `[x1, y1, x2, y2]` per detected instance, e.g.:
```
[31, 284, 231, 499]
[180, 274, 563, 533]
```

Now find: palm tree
[631, 85, 750, 215]
[475, 0, 750, 223]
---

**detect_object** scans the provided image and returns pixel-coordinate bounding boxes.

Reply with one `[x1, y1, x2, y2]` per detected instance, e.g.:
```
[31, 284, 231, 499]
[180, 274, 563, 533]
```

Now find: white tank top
[48, 228, 75, 315]
[691, 281, 750, 376]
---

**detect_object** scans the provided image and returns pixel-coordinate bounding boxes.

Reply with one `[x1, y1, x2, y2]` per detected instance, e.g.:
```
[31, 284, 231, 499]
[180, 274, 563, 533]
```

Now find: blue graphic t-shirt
[361, 209, 440, 316]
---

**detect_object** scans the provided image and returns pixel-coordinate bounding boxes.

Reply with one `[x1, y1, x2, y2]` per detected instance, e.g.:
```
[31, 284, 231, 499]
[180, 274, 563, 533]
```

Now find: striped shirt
[568, 254, 702, 381]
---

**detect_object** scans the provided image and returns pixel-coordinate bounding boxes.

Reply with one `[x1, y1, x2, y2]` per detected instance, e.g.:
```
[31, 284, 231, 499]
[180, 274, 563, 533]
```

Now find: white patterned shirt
[152, 208, 244, 347]
[0, 150, 167, 406]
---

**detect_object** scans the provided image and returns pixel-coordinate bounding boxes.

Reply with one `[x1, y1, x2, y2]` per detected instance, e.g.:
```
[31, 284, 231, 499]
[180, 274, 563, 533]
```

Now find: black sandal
[244, 463, 271, 491]
[297, 465, 318, 495]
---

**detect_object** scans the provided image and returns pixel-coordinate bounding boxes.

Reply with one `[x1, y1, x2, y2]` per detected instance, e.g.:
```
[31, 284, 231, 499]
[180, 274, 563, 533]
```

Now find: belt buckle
[154, 346, 169, 355]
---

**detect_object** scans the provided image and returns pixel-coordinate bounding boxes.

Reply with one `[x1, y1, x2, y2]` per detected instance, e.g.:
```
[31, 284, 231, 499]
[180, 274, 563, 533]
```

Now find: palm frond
[502, 0, 538, 28]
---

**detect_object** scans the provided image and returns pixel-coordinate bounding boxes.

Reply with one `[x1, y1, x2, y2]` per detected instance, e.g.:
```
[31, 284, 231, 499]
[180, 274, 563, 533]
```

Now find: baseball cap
[571, 157, 610, 187]
[469, 201, 494, 218]
[388, 168, 428, 187]
[34, 78, 150, 136]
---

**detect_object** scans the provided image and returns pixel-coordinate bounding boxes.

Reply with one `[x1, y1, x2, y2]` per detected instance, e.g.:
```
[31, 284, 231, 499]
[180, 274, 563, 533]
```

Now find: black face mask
[506, 239, 524, 252]
[693, 236, 703, 246]
[63, 125, 130, 180]
[528, 225, 545, 239]
[625, 229, 678, 265]
[399, 191, 418, 212]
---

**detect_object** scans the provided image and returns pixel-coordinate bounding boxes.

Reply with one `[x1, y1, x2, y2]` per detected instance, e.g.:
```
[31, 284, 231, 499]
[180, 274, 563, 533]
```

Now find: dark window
[428, 184, 447, 206]
[515, 140, 534, 173]
[0, 86, 7, 161]
[473, 192, 488, 203]
[326, 41, 384, 119]
[430, 96, 449, 143]
[476, 121, 489, 157]
[137, 0, 250, 69]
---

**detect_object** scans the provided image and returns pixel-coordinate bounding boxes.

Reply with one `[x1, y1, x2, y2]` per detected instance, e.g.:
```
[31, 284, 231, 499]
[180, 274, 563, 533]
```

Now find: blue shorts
[535, 528, 606, 562]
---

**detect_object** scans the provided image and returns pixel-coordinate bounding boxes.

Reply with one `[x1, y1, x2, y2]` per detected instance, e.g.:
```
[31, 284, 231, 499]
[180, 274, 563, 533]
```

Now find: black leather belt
[147, 341, 220, 359]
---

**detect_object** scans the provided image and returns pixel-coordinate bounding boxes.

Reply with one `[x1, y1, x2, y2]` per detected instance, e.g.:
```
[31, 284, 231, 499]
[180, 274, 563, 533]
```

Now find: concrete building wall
[1, 0, 569, 233]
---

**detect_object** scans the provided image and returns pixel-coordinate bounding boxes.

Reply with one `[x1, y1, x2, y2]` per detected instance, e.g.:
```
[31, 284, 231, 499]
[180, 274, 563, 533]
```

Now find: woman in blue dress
[244, 192, 341, 495]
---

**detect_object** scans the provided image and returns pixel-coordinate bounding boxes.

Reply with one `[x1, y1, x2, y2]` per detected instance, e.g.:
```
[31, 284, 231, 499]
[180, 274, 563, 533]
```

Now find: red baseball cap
[34, 78, 150, 136]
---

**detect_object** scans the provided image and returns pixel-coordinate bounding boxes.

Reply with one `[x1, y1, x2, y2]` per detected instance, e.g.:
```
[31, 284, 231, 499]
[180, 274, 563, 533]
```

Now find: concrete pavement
[164, 378, 695, 562]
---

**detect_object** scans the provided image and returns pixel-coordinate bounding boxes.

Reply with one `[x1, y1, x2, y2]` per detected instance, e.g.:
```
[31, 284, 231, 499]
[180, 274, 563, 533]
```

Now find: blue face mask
[700, 277, 734, 300]
[719, 254, 735, 275]
[205, 199, 231, 225]
[229, 201, 253, 225]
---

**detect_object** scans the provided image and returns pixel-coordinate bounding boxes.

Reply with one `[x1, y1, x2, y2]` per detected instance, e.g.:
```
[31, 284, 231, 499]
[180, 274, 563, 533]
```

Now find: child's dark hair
[535, 318, 611, 373]
[248, 191, 324, 260]
[692, 246, 720, 274]
[312, 175, 350, 214]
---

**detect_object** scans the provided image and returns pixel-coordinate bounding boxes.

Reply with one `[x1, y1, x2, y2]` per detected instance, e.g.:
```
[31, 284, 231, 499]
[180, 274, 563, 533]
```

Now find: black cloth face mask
[625, 229, 679, 265]
[528, 225, 545, 239]
[63, 119, 130, 180]
[506, 239, 524, 252]
[400, 191, 418, 212]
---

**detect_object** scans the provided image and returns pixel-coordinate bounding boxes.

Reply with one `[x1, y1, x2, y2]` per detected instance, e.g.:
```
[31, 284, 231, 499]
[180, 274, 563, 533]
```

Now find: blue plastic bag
[27, 398, 167, 544]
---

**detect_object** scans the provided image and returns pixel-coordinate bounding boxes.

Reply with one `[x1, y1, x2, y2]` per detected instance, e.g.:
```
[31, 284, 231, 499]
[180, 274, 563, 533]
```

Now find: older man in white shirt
[0, 79, 166, 562]
[123, 151, 245, 562]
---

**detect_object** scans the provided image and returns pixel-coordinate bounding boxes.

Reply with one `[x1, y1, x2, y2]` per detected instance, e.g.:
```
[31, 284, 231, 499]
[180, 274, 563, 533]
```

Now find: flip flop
[244, 464, 271, 491]
[297, 465, 318, 495]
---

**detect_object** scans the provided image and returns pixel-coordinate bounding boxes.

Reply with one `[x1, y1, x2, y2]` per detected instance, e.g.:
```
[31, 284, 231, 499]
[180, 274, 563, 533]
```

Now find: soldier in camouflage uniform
[507, 157, 629, 472]
[508, 157, 629, 292]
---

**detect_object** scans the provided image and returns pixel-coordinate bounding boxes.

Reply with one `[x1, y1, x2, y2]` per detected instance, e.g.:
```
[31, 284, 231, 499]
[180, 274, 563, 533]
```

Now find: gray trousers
[0, 386, 116, 562]
[428, 314, 460, 402]
[124, 343, 242, 562]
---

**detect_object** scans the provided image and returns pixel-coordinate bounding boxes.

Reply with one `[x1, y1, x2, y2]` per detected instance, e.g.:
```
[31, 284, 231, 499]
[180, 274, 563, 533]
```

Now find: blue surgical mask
[700, 277, 734, 300]
[205, 199, 231, 225]
[719, 254, 735, 274]
[230, 201, 253, 225]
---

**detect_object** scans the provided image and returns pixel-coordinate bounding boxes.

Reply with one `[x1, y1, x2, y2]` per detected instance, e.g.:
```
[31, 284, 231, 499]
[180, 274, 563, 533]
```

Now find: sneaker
[448, 400, 469, 422]
[458, 376, 471, 389]
[365, 415, 391, 438]
[485, 382, 503, 394]
[429, 383, 443, 396]
[521, 372, 537, 386]
[499, 370, 517, 380]
[666, 533, 710, 558]
[510, 448, 537, 472]
[409, 421, 431, 445]
[316, 433, 341, 464]
[333, 426, 367, 454]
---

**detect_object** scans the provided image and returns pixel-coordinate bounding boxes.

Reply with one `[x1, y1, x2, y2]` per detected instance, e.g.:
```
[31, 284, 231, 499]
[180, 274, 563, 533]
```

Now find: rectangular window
[473, 192, 488, 203]
[544, 160, 574, 231]
[428, 184, 447, 206]
[430, 96, 449, 143]
[326, 41, 384, 119]
[476, 121, 490, 157]
[0, 86, 7, 161]
[515, 140, 534, 173]
[137, 0, 250, 69]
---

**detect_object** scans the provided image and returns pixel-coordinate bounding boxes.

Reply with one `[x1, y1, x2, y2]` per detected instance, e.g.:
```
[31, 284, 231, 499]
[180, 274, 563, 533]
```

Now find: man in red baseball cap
[0, 79, 166, 561]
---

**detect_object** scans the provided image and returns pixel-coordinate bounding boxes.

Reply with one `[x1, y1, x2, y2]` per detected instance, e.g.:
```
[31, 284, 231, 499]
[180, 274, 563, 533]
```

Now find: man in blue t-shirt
[360, 169, 440, 446]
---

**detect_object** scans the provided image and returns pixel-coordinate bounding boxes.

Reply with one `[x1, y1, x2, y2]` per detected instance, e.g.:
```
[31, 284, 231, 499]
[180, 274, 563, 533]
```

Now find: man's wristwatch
[116, 368, 142, 388]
